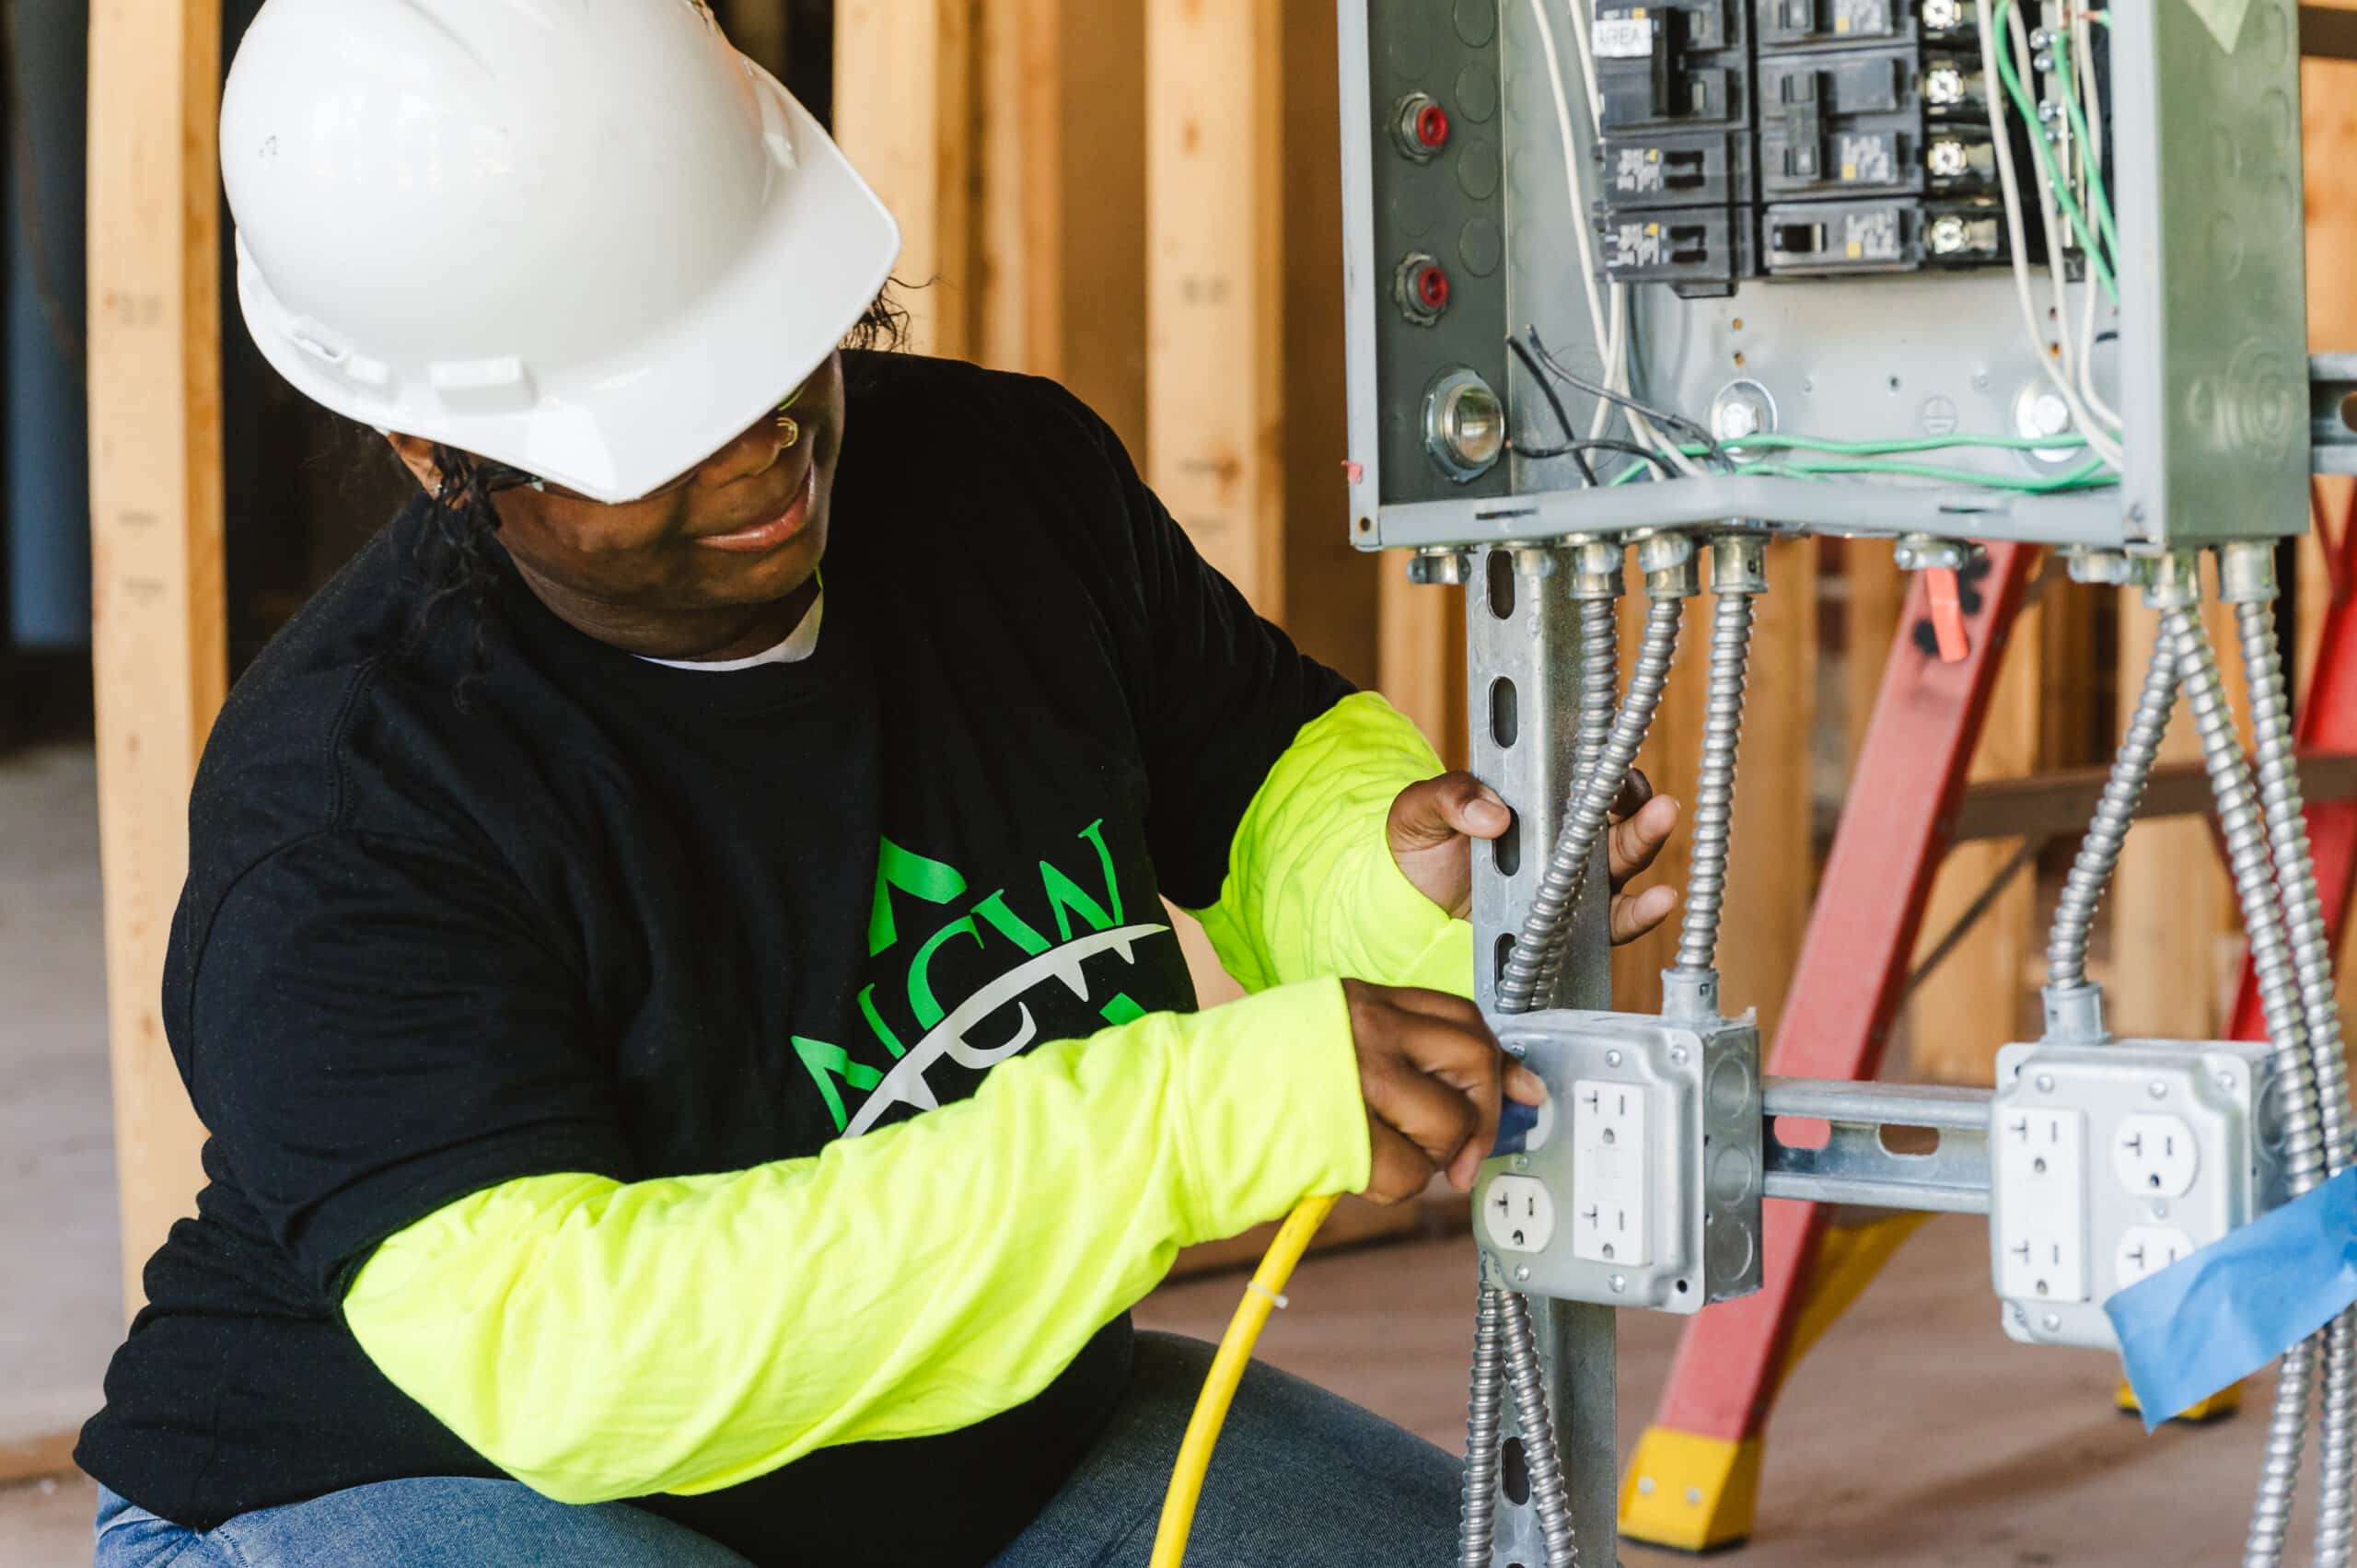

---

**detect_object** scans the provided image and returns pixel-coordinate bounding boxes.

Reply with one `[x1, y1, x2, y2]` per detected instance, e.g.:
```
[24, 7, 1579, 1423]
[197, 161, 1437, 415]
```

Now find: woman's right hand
[1341, 979, 1548, 1204]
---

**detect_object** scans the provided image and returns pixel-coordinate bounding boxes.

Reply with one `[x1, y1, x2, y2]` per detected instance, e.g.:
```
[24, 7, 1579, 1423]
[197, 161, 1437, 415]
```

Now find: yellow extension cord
[1147, 1192, 1341, 1568]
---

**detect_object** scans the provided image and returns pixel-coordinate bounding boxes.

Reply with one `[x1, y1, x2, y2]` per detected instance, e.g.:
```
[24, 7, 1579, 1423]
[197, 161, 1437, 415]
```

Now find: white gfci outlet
[1995, 1108, 2090, 1303]
[2111, 1113, 2199, 1199]
[2114, 1225, 2197, 1290]
[1571, 1078, 1651, 1267]
[1481, 1176, 1555, 1253]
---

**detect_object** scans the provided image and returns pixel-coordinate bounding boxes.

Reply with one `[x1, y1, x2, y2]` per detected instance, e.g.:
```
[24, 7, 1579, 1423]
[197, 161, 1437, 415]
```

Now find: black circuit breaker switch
[1758, 48, 1992, 199]
[1596, 206, 1754, 296]
[1758, 0, 1973, 50]
[1762, 196, 2007, 273]
[1595, 1, 1750, 132]
[1602, 132, 1752, 208]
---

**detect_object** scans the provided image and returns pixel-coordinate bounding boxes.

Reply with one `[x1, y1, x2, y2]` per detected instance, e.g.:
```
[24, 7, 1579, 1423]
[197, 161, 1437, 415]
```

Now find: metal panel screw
[1686, 1487, 1704, 1505]
[1669, 1046, 1689, 1065]
[1609, 1273, 1627, 1293]
[2041, 1313, 2061, 1332]
[1637, 1477, 1657, 1496]
[1515, 1265, 1531, 1283]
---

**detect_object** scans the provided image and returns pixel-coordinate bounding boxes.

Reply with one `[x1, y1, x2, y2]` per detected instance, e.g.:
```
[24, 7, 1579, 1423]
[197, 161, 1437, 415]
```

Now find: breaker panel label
[1594, 16, 1656, 58]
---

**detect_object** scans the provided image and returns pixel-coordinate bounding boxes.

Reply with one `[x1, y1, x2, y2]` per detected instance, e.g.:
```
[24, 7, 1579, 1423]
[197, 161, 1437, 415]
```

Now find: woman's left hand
[1387, 770, 1679, 945]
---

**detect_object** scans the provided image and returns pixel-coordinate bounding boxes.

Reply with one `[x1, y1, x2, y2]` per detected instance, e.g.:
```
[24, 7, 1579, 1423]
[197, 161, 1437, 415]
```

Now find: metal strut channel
[1759, 1078, 1995, 1215]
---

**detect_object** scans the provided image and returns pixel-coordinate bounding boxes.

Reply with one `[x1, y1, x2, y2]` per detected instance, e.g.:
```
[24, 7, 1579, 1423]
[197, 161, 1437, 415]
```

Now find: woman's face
[391, 351, 846, 621]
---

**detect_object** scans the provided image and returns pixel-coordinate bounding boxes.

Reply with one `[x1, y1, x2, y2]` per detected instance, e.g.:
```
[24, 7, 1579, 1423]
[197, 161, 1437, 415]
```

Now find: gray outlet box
[1988, 1037, 2286, 1352]
[1474, 1008, 1765, 1314]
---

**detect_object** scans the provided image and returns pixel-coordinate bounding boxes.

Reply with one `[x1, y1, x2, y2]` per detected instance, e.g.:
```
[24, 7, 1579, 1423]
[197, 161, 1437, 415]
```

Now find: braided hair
[401, 286, 911, 705]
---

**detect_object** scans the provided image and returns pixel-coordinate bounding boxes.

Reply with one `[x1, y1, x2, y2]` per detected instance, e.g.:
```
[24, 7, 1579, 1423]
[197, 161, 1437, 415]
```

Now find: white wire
[2071, 3, 2121, 430]
[2009, 6, 2081, 390]
[1976, 0, 2124, 467]
[1526, 0, 1705, 475]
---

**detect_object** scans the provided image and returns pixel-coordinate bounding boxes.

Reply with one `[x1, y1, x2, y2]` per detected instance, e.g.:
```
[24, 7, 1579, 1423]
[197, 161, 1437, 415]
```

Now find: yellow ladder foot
[2116, 1377, 2242, 1424]
[1620, 1428, 1765, 1553]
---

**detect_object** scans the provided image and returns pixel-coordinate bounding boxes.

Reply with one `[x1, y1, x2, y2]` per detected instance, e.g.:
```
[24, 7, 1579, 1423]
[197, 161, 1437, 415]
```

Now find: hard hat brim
[237, 68, 902, 506]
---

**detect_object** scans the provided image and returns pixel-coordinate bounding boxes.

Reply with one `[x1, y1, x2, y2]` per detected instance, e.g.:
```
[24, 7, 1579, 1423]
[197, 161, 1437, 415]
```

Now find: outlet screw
[2035, 1074, 2055, 1093]
[2216, 1072, 2237, 1091]
[2041, 1313, 2061, 1333]
[1515, 1265, 1530, 1283]
[1512, 1156, 1529, 1172]
[1606, 1050, 1624, 1068]
[2149, 1081, 2169, 1099]
[1609, 1273, 1627, 1294]
[1670, 1046, 1689, 1065]
[1637, 1477, 1657, 1496]
[2152, 1200, 2169, 1220]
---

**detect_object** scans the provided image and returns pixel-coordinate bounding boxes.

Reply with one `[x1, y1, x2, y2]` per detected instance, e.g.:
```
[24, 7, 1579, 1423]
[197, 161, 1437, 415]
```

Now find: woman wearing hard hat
[77, 4, 1677, 1565]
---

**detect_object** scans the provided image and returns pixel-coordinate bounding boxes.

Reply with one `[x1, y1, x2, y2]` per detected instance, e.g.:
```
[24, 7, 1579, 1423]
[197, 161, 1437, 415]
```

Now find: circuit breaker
[1337, 0, 2312, 551]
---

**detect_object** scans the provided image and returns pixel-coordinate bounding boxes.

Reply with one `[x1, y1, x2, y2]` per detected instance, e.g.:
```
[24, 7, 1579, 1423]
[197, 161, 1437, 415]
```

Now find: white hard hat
[220, 0, 901, 504]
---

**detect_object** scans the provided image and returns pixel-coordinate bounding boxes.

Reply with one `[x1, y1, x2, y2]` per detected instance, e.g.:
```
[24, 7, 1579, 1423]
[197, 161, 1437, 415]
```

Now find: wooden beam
[1144, 0, 1284, 612]
[87, 0, 228, 1308]
[1379, 569, 1458, 754]
[1843, 538, 1907, 763]
[833, 0, 975, 358]
[1051, 0, 1147, 455]
[1726, 538, 1818, 1041]
[1908, 591, 2041, 1083]
[2110, 598, 2243, 1039]
[974, 0, 1062, 377]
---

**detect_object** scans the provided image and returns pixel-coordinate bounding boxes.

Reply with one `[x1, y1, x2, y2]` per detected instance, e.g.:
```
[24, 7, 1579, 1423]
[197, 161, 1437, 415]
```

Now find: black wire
[1564, 438, 1674, 479]
[1504, 335, 1597, 485]
[1521, 325, 1731, 470]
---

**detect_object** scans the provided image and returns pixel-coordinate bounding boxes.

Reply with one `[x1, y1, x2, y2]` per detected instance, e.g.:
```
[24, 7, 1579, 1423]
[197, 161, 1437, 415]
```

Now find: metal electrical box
[1337, 0, 2312, 553]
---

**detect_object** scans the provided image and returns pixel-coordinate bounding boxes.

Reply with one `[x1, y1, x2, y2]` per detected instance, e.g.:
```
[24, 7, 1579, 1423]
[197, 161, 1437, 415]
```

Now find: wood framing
[87, 0, 229, 1307]
[833, 0, 976, 358]
[1144, 0, 1285, 613]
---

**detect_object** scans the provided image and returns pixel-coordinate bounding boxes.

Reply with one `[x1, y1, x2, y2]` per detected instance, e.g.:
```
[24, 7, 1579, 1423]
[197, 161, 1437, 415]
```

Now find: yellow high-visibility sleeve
[1191, 691, 1477, 999]
[343, 975, 1368, 1504]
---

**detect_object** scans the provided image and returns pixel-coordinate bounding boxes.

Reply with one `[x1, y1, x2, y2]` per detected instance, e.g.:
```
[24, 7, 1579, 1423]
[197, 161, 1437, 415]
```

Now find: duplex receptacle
[1990, 1040, 2283, 1350]
[1472, 1009, 1762, 1315]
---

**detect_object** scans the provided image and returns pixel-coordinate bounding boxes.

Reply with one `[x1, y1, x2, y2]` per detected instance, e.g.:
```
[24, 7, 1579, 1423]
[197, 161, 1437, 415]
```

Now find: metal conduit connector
[1666, 534, 1767, 1020]
[1457, 1288, 1506, 1568]
[1408, 548, 1470, 587]
[2217, 538, 2281, 605]
[1564, 539, 1625, 603]
[1498, 1292, 1579, 1568]
[2144, 548, 2204, 611]
[1636, 530, 1700, 600]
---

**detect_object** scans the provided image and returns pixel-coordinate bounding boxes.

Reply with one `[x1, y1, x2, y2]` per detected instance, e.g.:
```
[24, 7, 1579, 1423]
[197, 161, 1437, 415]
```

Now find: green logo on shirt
[793, 820, 1167, 1133]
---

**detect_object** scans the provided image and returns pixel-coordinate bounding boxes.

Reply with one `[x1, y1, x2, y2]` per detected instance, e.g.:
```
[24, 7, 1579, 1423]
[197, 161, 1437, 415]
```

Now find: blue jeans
[93, 1331, 1459, 1567]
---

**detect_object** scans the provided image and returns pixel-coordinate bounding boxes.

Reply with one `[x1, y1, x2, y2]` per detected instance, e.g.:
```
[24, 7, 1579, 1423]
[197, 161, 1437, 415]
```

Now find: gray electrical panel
[1336, 0, 2313, 553]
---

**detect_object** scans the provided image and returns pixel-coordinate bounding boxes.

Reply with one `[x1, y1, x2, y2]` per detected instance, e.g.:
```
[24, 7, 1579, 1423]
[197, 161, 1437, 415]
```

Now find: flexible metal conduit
[1457, 1289, 1504, 1567]
[1535, 593, 1624, 1004]
[1497, 1291, 1577, 1567]
[1675, 555, 1759, 976]
[2045, 633, 2178, 991]
[2168, 602, 2329, 1568]
[2233, 587, 2357, 1568]
[1497, 594, 1684, 1014]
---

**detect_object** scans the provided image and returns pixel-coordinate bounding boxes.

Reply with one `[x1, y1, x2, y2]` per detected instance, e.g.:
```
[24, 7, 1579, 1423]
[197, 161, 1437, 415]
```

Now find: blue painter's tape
[1492, 1098, 1539, 1156]
[2107, 1166, 2357, 1431]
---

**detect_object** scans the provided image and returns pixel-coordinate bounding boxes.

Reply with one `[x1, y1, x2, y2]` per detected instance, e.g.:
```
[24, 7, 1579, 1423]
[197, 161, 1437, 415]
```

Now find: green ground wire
[1599, 441, 2115, 494]
[1992, 0, 2119, 303]
[1722, 432, 2091, 456]
[2044, 25, 2120, 269]
[1745, 455, 2114, 492]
